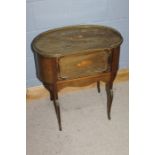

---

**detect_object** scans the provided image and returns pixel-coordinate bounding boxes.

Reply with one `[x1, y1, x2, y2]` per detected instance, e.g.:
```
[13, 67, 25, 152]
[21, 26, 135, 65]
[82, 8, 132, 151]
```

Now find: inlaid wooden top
[32, 25, 123, 57]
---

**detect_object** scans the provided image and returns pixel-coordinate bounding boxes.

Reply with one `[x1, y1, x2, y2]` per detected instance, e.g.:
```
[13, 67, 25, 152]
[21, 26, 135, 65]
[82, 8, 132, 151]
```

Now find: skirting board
[26, 69, 128, 102]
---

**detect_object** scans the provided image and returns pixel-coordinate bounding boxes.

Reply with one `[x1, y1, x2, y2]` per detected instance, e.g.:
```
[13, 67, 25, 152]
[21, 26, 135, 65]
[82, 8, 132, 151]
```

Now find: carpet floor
[27, 82, 128, 155]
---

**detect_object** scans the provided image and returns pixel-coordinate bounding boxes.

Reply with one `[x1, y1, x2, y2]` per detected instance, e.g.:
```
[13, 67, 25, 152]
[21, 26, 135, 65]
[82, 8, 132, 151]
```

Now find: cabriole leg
[105, 82, 113, 120]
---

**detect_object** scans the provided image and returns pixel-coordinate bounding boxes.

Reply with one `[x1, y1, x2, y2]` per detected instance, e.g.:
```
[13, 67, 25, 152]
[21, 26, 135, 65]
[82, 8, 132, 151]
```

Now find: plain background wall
[26, 0, 129, 87]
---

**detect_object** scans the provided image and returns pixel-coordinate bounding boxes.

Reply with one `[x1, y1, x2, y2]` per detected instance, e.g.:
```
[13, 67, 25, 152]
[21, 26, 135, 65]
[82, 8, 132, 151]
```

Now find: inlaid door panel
[58, 50, 112, 79]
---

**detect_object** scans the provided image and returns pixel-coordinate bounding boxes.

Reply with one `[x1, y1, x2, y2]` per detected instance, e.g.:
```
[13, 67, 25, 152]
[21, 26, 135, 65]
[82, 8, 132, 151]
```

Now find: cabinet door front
[58, 50, 112, 79]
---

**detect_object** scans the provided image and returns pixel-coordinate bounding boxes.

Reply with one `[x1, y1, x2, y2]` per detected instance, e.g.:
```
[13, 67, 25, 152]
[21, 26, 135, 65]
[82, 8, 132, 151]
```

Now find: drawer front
[58, 50, 112, 79]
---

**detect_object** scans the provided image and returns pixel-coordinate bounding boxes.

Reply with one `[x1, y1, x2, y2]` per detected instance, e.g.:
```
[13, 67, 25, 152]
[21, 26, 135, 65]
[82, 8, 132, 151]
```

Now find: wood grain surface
[32, 25, 123, 57]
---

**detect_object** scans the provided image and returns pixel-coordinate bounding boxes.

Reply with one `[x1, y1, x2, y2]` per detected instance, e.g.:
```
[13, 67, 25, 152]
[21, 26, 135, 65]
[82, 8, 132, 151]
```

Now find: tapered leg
[105, 82, 113, 120]
[97, 81, 100, 93]
[43, 83, 54, 101]
[52, 85, 62, 131]
[53, 98, 62, 131]
[44, 83, 62, 131]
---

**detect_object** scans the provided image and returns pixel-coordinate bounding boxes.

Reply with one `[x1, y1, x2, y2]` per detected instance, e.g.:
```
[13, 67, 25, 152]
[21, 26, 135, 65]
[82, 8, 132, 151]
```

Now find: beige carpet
[27, 82, 128, 155]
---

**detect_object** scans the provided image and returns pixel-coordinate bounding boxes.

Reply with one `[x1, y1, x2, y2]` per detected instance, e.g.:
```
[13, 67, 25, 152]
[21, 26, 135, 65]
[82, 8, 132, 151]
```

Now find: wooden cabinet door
[58, 50, 112, 79]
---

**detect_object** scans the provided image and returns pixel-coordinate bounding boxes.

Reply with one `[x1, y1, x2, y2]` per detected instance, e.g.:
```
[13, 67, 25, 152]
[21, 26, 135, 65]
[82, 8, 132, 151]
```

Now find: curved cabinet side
[34, 53, 57, 84]
[111, 46, 120, 72]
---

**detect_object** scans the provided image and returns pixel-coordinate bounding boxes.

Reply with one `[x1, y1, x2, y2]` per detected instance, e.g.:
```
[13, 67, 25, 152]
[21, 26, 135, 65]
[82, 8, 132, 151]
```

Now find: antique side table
[31, 25, 123, 131]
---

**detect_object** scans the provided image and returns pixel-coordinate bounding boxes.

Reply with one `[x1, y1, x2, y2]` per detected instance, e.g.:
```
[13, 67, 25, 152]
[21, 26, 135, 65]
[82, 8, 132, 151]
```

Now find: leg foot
[105, 82, 113, 120]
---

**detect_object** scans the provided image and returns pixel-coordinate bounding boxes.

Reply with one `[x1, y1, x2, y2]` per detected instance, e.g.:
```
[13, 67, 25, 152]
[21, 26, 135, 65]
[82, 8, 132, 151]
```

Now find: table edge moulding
[31, 24, 123, 131]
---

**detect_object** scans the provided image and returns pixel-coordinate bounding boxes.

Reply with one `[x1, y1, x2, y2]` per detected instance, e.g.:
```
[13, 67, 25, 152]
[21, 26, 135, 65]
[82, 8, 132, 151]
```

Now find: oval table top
[32, 25, 123, 58]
